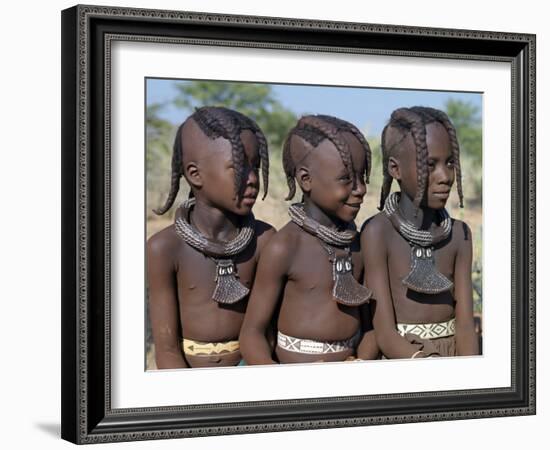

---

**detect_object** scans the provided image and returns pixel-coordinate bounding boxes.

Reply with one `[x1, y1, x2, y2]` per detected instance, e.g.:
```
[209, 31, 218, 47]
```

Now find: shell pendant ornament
[332, 255, 372, 306]
[402, 246, 453, 294]
[211, 259, 249, 304]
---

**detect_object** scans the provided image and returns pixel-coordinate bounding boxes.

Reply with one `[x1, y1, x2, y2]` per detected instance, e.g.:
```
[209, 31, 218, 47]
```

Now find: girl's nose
[245, 166, 259, 185]
[436, 165, 453, 185]
[352, 176, 367, 197]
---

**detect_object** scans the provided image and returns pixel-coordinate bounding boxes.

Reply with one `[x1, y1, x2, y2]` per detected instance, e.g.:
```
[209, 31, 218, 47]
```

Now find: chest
[289, 237, 363, 288]
[175, 242, 257, 291]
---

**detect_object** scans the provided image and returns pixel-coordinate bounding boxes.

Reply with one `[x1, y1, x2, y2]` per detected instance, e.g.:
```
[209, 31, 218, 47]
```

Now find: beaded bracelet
[411, 350, 427, 359]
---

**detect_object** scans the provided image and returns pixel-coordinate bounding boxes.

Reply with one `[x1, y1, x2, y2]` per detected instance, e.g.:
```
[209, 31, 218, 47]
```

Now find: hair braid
[378, 124, 393, 210]
[391, 109, 428, 214]
[282, 129, 298, 201]
[304, 117, 355, 188]
[379, 106, 465, 213]
[222, 109, 270, 201]
[316, 114, 372, 183]
[153, 122, 185, 215]
[210, 109, 247, 197]
[282, 114, 371, 200]
[421, 107, 464, 208]
[219, 108, 270, 201]
[154, 106, 269, 214]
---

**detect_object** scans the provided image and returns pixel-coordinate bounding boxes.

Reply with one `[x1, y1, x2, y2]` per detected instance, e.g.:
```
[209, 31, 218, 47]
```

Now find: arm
[356, 303, 380, 360]
[147, 232, 187, 369]
[254, 220, 276, 262]
[362, 220, 424, 359]
[240, 235, 290, 365]
[352, 235, 379, 360]
[453, 222, 479, 356]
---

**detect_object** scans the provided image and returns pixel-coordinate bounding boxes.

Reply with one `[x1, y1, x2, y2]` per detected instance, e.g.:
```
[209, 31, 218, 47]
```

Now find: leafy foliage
[445, 99, 482, 204]
[445, 99, 483, 312]
[146, 103, 176, 218]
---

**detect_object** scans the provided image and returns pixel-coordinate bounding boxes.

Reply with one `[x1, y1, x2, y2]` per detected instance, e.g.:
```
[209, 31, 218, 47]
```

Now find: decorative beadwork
[277, 330, 360, 354]
[175, 198, 255, 257]
[383, 192, 452, 246]
[383, 192, 453, 294]
[288, 203, 356, 246]
[397, 318, 456, 339]
[174, 198, 254, 304]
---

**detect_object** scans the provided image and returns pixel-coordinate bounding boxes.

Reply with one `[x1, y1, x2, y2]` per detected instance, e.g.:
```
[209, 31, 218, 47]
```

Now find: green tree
[445, 99, 483, 315]
[146, 103, 176, 218]
[445, 99, 482, 203]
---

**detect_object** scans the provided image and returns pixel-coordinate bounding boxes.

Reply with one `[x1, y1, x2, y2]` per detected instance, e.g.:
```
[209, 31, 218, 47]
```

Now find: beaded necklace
[288, 203, 371, 306]
[383, 192, 453, 294]
[174, 198, 254, 304]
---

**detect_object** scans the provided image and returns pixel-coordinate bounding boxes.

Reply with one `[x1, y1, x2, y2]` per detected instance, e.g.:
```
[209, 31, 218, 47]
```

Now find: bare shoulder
[260, 222, 300, 261]
[254, 219, 276, 246]
[451, 218, 473, 243]
[147, 224, 180, 260]
[360, 212, 391, 240]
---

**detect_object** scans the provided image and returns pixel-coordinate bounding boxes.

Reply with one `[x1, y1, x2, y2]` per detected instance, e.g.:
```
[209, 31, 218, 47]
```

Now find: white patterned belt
[277, 330, 359, 355]
[397, 318, 456, 339]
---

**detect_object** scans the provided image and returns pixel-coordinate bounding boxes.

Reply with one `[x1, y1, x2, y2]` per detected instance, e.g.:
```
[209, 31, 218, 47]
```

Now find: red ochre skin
[239, 130, 380, 365]
[362, 122, 479, 359]
[147, 119, 275, 369]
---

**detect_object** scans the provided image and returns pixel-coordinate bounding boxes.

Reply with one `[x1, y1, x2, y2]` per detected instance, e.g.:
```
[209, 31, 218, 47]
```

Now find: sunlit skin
[240, 131, 379, 364]
[361, 122, 479, 358]
[147, 119, 275, 369]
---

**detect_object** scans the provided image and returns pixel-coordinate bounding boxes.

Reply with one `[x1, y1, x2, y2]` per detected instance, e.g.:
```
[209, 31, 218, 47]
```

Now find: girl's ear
[296, 166, 312, 193]
[388, 156, 401, 181]
[185, 161, 202, 189]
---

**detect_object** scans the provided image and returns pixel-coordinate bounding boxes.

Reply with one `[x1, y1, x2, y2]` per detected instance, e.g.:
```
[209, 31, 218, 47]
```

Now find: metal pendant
[212, 259, 249, 304]
[402, 246, 453, 294]
[332, 255, 372, 306]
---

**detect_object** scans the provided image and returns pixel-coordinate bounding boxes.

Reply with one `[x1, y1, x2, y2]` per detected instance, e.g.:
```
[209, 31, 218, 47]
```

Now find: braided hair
[282, 114, 372, 201]
[379, 106, 463, 212]
[154, 106, 269, 215]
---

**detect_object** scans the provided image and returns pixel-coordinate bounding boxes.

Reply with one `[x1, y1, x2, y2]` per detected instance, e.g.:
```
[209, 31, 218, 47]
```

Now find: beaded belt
[182, 338, 240, 356]
[397, 318, 456, 339]
[277, 330, 359, 355]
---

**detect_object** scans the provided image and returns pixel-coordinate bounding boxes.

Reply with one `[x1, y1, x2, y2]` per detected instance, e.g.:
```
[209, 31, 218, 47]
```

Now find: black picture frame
[61, 4, 536, 444]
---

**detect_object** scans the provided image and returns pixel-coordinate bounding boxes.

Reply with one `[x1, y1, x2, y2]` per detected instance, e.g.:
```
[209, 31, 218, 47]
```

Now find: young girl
[361, 106, 479, 358]
[240, 115, 378, 364]
[147, 106, 275, 368]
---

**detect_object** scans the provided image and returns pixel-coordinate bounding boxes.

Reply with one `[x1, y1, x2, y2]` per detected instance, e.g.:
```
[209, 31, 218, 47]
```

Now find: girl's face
[395, 122, 455, 210]
[305, 132, 367, 223]
[193, 130, 261, 216]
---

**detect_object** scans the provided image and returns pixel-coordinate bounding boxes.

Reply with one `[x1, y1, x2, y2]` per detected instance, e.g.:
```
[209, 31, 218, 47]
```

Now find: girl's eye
[447, 160, 455, 167]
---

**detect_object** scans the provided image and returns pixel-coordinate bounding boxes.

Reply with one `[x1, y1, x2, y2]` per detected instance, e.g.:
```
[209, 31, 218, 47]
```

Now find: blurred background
[145, 79, 483, 369]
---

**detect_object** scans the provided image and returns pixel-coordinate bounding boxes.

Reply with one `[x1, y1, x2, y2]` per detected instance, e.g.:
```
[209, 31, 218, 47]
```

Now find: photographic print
[145, 79, 484, 370]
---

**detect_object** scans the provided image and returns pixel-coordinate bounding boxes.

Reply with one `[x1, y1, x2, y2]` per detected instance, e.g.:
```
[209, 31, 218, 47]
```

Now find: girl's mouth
[240, 196, 257, 206]
[344, 202, 362, 209]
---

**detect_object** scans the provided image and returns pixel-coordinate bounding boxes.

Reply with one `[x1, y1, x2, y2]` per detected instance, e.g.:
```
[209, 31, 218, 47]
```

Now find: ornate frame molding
[61, 4, 535, 444]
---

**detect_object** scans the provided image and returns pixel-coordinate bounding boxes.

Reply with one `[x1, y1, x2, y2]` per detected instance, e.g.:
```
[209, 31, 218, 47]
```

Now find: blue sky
[146, 78, 482, 137]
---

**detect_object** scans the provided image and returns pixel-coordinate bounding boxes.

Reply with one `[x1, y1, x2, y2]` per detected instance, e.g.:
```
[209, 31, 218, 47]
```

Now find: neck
[398, 192, 436, 230]
[302, 196, 347, 230]
[190, 197, 241, 241]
